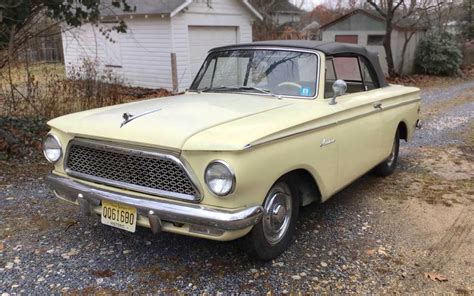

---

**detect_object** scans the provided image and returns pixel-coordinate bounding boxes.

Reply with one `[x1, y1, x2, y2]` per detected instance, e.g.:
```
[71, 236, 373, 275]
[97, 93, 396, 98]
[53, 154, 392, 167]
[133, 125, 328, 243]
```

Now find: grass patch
[464, 121, 474, 148]
[0, 59, 171, 119]
[0, 59, 171, 159]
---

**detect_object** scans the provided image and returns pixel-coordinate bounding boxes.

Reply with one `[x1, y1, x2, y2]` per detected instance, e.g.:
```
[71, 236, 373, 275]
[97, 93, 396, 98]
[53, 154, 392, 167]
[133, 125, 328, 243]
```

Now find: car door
[325, 56, 385, 190]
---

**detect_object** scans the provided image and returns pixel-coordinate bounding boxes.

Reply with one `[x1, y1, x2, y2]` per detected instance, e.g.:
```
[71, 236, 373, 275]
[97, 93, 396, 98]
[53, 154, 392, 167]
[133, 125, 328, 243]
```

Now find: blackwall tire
[242, 179, 300, 261]
[374, 130, 400, 177]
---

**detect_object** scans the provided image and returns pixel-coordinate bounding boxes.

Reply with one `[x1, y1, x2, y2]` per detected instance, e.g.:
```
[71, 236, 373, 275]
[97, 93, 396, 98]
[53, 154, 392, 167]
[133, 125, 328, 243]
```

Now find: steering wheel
[277, 82, 302, 90]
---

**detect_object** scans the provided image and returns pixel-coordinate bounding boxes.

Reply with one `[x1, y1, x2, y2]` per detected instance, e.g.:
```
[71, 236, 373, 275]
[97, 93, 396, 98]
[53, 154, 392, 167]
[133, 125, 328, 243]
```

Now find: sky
[291, 0, 322, 10]
[292, 0, 355, 11]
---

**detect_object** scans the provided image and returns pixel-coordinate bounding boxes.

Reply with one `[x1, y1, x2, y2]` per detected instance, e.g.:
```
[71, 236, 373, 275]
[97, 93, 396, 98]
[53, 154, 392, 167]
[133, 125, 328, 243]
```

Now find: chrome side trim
[381, 98, 420, 111]
[244, 97, 420, 149]
[337, 109, 380, 125]
[244, 121, 337, 149]
[47, 173, 263, 231]
[336, 98, 421, 126]
[64, 138, 203, 202]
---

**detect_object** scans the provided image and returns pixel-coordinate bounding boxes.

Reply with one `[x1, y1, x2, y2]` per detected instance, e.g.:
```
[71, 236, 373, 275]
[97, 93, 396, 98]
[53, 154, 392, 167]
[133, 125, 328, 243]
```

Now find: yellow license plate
[101, 200, 137, 232]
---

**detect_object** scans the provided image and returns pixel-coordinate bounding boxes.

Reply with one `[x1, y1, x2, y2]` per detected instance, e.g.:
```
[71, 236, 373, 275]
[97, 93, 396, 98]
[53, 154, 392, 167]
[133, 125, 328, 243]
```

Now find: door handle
[373, 102, 383, 110]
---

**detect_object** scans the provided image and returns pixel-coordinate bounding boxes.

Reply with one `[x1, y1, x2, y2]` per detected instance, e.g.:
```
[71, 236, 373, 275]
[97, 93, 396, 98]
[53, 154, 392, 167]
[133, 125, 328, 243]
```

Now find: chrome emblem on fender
[320, 138, 336, 147]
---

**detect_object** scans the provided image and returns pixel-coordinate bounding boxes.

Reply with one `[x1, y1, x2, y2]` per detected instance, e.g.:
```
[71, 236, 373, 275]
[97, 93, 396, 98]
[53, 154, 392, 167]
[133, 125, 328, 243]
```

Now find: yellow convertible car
[44, 41, 421, 260]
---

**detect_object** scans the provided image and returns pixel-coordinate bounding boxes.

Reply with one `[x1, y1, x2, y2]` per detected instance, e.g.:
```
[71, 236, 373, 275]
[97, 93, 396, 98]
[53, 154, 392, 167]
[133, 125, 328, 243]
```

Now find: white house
[265, 0, 304, 25]
[61, 0, 262, 91]
[320, 9, 426, 74]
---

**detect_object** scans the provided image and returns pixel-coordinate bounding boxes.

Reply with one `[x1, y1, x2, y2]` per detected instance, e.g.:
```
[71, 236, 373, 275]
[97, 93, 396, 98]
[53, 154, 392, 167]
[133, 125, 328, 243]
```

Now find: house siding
[62, 0, 255, 91]
[324, 13, 385, 31]
[321, 12, 425, 75]
[62, 16, 173, 89]
[62, 23, 106, 71]
[391, 30, 424, 74]
[322, 30, 389, 74]
[171, 0, 254, 91]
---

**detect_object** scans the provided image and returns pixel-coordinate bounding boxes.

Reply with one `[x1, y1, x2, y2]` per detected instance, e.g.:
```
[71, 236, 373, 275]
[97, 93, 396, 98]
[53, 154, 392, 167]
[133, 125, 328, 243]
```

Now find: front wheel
[242, 180, 299, 260]
[374, 130, 400, 177]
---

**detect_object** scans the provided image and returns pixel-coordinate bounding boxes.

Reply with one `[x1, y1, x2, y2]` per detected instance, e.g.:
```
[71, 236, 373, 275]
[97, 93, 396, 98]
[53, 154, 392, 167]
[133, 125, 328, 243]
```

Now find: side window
[324, 56, 380, 98]
[333, 57, 361, 81]
[324, 58, 336, 98]
[360, 59, 377, 91]
[332, 56, 364, 94]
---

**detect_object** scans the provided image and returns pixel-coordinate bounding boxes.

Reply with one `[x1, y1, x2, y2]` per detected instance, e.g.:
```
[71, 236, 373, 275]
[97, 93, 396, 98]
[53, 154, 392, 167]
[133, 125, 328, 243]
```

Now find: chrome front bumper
[46, 173, 263, 233]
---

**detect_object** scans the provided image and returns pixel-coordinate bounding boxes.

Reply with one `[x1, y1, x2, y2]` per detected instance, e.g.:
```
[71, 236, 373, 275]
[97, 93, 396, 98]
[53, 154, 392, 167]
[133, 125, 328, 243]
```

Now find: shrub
[0, 59, 171, 158]
[415, 32, 463, 76]
[0, 58, 170, 120]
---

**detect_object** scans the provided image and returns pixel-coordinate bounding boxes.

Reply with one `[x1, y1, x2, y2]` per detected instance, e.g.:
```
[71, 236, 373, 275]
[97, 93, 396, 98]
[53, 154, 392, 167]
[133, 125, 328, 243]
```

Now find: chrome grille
[65, 140, 200, 201]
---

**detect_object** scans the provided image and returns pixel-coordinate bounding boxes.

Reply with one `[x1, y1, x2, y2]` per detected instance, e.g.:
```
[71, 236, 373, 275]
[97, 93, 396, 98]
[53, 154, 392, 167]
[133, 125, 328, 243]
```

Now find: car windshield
[190, 49, 319, 98]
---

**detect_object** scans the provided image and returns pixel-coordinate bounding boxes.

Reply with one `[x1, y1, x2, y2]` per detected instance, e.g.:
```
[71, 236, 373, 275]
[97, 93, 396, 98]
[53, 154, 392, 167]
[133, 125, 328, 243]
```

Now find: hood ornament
[121, 113, 134, 128]
[120, 108, 162, 128]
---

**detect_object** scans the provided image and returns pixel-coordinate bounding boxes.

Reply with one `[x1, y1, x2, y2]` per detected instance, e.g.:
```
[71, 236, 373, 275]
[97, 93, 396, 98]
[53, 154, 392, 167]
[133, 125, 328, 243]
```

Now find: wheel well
[398, 121, 408, 141]
[279, 169, 322, 207]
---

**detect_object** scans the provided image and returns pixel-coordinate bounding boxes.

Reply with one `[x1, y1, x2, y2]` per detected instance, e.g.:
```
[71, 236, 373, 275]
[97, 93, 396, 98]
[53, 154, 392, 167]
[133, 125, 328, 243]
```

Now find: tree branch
[367, 0, 387, 18]
[392, 0, 405, 14]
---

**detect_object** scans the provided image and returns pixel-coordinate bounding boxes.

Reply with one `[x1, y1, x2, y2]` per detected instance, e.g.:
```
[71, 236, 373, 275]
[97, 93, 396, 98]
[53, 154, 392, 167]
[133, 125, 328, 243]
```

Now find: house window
[367, 35, 384, 46]
[335, 35, 358, 44]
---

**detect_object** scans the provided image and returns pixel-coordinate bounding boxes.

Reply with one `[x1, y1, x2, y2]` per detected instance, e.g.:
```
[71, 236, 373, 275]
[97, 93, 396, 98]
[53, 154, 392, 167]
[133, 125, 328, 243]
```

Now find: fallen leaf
[91, 269, 115, 278]
[64, 220, 78, 232]
[425, 272, 448, 282]
[366, 249, 376, 256]
[378, 247, 389, 256]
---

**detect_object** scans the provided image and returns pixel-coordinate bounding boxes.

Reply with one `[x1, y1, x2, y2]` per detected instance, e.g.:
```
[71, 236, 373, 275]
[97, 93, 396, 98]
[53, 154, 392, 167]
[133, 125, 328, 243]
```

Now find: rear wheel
[374, 130, 400, 177]
[242, 180, 299, 260]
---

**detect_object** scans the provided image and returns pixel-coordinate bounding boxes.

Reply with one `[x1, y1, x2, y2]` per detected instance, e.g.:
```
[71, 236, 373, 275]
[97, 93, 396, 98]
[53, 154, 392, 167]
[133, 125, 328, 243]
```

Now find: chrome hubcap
[262, 184, 292, 245]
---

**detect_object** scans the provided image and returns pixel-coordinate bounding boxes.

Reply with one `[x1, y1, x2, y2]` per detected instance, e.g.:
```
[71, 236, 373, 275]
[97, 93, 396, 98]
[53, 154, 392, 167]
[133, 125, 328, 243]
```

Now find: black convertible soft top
[211, 40, 388, 88]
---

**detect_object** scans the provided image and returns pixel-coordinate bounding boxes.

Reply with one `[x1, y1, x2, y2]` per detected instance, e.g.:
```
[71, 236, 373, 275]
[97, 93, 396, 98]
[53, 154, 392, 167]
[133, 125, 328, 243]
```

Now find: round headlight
[204, 160, 235, 197]
[43, 134, 62, 163]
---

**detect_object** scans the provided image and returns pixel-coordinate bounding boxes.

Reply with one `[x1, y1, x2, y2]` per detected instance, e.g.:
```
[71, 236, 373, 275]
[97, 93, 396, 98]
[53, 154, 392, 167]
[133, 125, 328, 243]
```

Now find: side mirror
[329, 79, 347, 105]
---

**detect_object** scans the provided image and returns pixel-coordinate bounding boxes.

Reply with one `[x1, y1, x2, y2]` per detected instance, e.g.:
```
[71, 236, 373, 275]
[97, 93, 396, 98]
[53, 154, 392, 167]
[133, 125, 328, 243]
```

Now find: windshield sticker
[300, 87, 312, 97]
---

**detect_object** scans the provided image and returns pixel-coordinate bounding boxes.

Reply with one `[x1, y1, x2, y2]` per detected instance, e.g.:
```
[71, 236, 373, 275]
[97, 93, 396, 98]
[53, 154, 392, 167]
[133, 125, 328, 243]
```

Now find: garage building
[61, 0, 262, 91]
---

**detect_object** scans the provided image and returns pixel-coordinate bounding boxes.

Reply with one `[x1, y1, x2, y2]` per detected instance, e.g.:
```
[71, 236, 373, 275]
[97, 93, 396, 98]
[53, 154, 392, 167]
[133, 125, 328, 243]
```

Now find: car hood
[48, 92, 293, 151]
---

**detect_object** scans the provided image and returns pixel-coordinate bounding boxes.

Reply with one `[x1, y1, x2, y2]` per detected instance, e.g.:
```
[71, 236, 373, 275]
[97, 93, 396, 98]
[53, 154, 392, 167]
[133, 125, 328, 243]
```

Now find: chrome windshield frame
[189, 47, 322, 100]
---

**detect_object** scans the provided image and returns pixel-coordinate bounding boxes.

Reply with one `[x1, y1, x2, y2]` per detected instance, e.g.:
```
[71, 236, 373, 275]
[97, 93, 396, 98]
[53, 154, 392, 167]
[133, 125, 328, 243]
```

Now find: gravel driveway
[1, 80, 473, 294]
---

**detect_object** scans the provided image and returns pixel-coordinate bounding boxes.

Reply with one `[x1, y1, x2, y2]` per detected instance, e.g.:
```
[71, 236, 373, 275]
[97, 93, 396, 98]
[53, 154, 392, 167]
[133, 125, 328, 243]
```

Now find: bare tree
[396, 0, 448, 73]
[0, 0, 133, 70]
[366, 0, 408, 77]
[367, 0, 446, 77]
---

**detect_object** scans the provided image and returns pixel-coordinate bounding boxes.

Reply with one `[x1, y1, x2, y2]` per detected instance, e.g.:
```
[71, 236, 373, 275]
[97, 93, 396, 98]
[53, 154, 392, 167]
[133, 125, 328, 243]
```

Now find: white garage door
[188, 26, 238, 77]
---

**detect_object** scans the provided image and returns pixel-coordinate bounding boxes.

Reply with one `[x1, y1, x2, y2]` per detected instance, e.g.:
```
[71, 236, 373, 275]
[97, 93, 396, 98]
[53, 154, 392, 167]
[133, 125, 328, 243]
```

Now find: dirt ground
[0, 79, 473, 294]
[367, 83, 474, 294]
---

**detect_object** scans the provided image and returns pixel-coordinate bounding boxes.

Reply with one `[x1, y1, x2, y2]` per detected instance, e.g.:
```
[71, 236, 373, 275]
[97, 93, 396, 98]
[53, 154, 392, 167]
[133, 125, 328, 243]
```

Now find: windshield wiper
[198, 86, 282, 99]
[235, 86, 282, 99]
